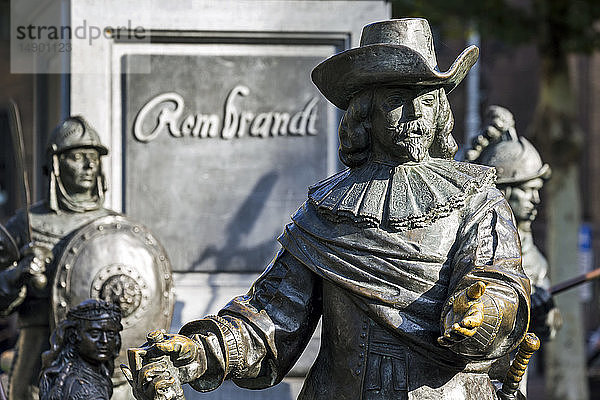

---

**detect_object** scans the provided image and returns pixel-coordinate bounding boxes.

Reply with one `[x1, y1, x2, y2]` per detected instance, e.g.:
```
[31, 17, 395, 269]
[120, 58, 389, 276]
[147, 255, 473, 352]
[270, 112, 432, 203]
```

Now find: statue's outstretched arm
[127, 249, 322, 399]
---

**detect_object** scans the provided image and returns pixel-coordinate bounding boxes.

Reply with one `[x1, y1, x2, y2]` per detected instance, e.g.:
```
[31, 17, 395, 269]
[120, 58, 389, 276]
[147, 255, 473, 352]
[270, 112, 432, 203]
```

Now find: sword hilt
[497, 333, 540, 400]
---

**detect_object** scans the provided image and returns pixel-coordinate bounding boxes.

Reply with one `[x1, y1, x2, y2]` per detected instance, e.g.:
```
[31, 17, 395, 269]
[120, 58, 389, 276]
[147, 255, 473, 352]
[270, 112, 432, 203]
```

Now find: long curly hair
[338, 88, 457, 168]
[39, 300, 122, 400]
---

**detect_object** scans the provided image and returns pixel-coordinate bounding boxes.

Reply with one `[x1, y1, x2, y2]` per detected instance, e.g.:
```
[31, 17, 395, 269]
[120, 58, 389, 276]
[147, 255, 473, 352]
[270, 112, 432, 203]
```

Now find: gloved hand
[438, 281, 486, 346]
[530, 285, 561, 339]
[16, 244, 51, 289]
[123, 330, 207, 400]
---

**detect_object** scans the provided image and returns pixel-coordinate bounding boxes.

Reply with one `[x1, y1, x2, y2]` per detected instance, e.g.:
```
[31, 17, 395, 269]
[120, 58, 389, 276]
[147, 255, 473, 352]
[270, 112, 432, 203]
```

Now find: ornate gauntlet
[179, 314, 246, 391]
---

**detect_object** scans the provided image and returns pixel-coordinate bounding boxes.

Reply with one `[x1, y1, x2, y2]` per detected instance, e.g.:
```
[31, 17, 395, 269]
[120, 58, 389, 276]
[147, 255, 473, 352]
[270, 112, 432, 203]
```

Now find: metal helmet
[46, 116, 109, 212]
[477, 136, 551, 185]
[46, 116, 108, 158]
[468, 106, 551, 185]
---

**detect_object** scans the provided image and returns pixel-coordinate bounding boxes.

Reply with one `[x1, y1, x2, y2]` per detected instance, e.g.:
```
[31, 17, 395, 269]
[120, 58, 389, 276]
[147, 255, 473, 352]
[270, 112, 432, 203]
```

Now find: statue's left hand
[530, 285, 562, 339]
[122, 331, 206, 400]
[124, 357, 185, 400]
[16, 244, 51, 289]
[438, 281, 486, 346]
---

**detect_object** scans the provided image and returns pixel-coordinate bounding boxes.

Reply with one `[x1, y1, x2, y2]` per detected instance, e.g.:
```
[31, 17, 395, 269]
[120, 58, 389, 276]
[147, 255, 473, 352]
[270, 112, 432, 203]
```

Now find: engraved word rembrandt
[124, 53, 330, 274]
[133, 85, 319, 142]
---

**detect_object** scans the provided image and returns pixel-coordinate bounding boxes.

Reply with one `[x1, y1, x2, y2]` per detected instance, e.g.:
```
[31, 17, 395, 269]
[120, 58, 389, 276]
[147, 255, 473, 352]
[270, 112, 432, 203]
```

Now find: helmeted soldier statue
[468, 106, 561, 397]
[468, 105, 561, 341]
[0, 116, 174, 400]
[39, 299, 123, 400]
[125, 19, 530, 400]
[0, 116, 115, 400]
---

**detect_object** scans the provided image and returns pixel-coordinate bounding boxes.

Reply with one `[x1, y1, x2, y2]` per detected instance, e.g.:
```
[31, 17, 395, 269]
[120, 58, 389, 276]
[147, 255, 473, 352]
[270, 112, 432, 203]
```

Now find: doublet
[181, 159, 530, 400]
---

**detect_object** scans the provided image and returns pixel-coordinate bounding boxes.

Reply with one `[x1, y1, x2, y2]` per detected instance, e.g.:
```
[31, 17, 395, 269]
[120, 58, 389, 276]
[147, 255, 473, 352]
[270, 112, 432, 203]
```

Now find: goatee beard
[404, 138, 428, 162]
[394, 120, 434, 162]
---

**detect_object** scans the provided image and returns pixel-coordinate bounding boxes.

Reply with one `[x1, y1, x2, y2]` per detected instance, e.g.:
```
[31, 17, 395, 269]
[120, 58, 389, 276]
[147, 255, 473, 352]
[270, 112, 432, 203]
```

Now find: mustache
[392, 120, 435, 162]
[394, 119, 433, 139]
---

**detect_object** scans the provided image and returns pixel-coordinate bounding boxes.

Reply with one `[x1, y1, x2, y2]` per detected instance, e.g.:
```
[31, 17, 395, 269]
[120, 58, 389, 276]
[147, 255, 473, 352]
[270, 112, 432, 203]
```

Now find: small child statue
[39, 299, 123, 400]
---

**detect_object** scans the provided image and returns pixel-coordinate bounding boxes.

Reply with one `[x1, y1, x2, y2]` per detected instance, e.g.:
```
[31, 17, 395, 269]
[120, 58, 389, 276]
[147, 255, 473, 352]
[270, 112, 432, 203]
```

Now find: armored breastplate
[29, 205, 114, 255]
[7, 203, 115, 326]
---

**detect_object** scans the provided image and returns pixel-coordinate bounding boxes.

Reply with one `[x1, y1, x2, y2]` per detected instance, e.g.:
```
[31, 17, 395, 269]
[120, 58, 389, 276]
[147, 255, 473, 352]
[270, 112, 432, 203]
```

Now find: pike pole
[7, 99, 47, 289]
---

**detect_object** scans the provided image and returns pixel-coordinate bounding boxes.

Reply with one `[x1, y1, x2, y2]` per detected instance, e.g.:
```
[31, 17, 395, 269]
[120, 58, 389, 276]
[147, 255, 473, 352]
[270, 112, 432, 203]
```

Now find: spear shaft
[550, 267, 600, 295]
[7, 100, 48, 290]
[7, 99, 33, 245]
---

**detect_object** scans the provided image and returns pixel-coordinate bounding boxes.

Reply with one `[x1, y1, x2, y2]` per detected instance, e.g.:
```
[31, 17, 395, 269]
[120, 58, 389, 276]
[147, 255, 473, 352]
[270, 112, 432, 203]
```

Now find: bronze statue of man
[0, 116, 116, 400]
[127, 19, 530, 400]
[468, 105, 561, 341]
[39, 299, 123, 400]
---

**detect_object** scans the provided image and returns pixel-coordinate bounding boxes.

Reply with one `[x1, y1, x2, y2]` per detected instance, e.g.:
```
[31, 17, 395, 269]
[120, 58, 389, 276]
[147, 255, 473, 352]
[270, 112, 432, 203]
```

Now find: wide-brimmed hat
[312, 18, 479, 110]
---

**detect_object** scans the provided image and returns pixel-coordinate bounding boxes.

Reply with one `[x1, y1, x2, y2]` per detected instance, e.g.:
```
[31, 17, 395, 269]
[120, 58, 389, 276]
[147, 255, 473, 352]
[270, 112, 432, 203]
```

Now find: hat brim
[312, 44, 479, 110]
[54, 144, 109, 156]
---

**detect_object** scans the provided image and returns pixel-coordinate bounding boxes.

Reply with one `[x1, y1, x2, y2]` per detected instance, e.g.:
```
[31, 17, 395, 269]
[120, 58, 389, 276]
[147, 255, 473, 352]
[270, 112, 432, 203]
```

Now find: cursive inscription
[133, 85, 319, 142]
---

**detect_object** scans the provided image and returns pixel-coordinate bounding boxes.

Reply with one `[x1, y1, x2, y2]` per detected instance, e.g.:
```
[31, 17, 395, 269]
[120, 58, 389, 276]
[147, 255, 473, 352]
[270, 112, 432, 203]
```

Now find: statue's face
[505, 178, 544, 222]
[370, 86, 438, 163]
[59, 148, 100, 195]
[77, 318, 120, 365]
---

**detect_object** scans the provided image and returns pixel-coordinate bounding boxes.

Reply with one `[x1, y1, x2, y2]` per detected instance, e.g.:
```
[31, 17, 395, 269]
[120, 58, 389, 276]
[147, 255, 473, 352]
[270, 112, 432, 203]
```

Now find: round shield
[52, 215, 175, 385]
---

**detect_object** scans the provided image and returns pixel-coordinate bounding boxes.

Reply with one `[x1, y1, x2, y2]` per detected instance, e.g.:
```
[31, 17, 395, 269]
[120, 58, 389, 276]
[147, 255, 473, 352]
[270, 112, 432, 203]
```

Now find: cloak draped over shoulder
[182, 160, 530, 399]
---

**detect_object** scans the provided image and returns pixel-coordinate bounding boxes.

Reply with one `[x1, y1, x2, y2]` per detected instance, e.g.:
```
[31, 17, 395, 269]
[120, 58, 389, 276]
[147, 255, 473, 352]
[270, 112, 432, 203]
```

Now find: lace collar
[308, 158, 496, 231]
